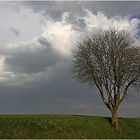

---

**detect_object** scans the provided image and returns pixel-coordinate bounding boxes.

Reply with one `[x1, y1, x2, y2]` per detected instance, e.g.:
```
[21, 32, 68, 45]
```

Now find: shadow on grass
[105, 117, 111, 123]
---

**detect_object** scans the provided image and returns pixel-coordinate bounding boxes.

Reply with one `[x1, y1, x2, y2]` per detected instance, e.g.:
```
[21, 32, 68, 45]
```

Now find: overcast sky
[0, 1, 140, 117]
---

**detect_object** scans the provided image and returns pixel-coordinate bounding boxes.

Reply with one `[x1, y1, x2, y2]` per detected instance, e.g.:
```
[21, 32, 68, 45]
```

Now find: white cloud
[42, 13, 81, 56]
[84, 10, 140, 35]
[41, 10, 140, 56]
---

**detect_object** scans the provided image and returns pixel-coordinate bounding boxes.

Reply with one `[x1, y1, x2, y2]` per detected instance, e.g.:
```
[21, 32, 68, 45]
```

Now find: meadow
[0, 114, 139, 139]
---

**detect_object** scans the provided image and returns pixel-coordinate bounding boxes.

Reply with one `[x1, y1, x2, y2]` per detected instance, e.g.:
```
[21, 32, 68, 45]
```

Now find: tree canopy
[72, 29, 140, 130]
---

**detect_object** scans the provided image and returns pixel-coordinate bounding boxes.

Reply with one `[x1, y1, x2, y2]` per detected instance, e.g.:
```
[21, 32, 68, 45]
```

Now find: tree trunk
[111, 109, 119, 130]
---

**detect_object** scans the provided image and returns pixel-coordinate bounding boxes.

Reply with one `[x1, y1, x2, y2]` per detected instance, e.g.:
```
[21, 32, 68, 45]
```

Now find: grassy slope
[0, 114, 139, 139]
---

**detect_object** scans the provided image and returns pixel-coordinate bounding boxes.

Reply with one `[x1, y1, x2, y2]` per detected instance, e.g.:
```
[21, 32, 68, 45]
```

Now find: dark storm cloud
[21, 1, 86, 21]
[0, 58, 139, 116]
[4, 37, 62, 74]
[0, 58, 101, 114]
[79, 1, 140, 17]
[21, 1, 140, 20]
[0, 54, 109, 115]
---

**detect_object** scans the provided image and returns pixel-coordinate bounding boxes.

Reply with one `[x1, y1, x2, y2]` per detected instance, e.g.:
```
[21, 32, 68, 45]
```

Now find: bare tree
[71, 29, 140, 130]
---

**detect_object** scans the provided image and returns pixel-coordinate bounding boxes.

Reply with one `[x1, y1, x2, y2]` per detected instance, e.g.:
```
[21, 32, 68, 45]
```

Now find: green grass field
[0, 114, 139, 139]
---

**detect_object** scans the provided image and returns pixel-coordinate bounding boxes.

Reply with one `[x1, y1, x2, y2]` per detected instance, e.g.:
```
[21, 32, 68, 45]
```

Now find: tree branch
[119, 77, 138, 105]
